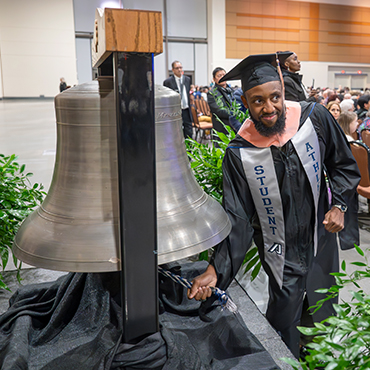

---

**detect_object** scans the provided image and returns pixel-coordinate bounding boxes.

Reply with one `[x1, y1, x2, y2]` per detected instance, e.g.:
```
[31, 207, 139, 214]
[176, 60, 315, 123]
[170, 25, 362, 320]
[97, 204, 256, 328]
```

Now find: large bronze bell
[13, 78, 231, 272]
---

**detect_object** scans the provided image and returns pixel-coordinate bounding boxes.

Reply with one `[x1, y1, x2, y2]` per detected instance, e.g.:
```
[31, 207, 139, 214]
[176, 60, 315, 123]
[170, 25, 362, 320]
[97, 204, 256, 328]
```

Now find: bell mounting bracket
[92, 8, 163, 343]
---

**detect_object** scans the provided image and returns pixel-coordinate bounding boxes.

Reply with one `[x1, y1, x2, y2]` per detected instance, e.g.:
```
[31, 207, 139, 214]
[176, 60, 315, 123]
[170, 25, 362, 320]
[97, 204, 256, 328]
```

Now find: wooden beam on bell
[92, 8, 163, 69]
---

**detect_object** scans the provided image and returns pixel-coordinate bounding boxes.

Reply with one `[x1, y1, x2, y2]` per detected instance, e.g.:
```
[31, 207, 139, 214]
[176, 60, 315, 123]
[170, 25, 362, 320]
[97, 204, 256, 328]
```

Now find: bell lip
[12, 239, 121, 273]
[157, 217, 231, 265]
[13, 216, 231, 272]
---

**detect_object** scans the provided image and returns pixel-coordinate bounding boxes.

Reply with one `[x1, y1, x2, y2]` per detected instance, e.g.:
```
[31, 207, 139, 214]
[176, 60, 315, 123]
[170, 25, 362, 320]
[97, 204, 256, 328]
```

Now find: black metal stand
[99, 51, 158, 343]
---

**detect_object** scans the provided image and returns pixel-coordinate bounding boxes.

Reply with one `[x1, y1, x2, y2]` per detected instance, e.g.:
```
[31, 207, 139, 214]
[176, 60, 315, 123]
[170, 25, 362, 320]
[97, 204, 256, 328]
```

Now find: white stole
[240, 118, 320, 288]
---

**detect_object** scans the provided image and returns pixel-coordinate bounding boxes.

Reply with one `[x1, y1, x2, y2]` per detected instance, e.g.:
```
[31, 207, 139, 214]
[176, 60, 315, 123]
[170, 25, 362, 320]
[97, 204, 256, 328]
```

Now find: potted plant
[0, 154, 46, 290]
[282, 244, 370, 369]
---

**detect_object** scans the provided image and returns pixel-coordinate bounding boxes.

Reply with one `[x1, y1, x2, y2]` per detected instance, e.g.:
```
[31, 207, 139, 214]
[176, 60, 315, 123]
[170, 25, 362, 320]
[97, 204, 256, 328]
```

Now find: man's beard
[251, 110, 286, 137]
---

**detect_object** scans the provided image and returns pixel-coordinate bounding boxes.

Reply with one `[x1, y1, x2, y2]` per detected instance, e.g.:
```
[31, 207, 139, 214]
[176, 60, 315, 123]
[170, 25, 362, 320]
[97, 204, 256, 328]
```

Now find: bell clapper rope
[158, 266, 238, 313]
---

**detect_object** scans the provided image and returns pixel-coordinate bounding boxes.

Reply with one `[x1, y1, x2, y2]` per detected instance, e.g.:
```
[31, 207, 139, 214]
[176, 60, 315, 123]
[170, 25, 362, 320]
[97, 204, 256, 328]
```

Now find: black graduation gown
[282, 70, 307, 102]
[209, 101, 360, 356]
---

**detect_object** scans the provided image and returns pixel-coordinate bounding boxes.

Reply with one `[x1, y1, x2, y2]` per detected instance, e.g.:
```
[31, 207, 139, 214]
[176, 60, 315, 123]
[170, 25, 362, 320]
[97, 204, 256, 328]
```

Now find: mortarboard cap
[219, 52, 293, 92]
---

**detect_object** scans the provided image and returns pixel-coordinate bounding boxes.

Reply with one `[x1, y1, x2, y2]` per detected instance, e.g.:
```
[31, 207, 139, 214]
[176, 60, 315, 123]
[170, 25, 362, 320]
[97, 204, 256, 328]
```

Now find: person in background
[228, 87, 247, 133]
[356, 95, 370, 123]
[193, 85, 202, 99]
[163, 60, 192, 138]
[327, 101, 341, 121]
[343, 93, 352, 100]
[340, 99, 355, 113]
[189, 84, 196, 105]
[200, 86, 209, 101]
[357, 111, 370, 141]
[59, 78, 67, 92]
[323, 89, 334, 105]
[317, 95, 325, 106]
[338, 111, 358, 142]
[207, 67, 235, 136]
[278, 51, 316, 102]
[327, 94, 340, 104]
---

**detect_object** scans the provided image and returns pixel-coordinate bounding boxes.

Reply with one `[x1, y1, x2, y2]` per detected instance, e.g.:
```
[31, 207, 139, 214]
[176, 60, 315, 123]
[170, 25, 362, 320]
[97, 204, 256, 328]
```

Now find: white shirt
[174, 75, 188, 109]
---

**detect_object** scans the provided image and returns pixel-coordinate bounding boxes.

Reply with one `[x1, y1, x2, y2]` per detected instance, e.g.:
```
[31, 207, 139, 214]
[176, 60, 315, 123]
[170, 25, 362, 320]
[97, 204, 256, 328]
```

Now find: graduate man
[188, 53, 361, 358]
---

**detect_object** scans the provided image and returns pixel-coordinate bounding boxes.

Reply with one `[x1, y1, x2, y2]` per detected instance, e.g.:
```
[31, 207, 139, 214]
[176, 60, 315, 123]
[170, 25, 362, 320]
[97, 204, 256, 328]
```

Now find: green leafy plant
[0, 154, 46, 290]
[185, 126, 235, 204]
[282, 244, 370, 370]
[186, 126, 235, 262]
[212, 91, 248, 127]
[186, 89, 248, 203]
[241, 245, 262, 281]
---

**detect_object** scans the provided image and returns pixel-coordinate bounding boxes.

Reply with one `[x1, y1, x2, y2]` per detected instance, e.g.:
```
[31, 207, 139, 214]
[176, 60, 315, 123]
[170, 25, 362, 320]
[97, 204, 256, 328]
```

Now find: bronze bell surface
[13, 79, 231, 272]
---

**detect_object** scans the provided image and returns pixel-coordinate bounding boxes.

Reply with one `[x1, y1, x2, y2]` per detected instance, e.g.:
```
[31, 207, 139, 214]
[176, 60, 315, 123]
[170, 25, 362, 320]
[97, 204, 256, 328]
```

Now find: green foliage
[185, 125, 235, 204]
[242, 245, 262, 281]
[0, 154, 46, 290]
[212, 90, 249, 126]
[198, 250, 210, 262]
[282, 245, 370, 369]
[186, 88, 249, 203]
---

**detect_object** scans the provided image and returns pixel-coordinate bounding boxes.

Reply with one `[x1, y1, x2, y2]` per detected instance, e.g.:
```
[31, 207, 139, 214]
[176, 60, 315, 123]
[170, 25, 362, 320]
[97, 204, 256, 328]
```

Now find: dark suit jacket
[163, 75, 191, 109]
[282, 70, 316, 103]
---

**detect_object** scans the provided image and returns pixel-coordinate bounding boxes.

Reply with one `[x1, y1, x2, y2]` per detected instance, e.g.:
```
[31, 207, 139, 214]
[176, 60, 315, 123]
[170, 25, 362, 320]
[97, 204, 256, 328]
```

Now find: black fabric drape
[0, 262, 279, 370]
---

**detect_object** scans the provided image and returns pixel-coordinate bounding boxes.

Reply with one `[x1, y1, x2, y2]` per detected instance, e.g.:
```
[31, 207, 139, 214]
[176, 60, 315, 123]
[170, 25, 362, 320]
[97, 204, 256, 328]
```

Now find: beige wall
[0, 0, 77, 98]
[226, 0, 370, 63]
[208, 0, 370, 89]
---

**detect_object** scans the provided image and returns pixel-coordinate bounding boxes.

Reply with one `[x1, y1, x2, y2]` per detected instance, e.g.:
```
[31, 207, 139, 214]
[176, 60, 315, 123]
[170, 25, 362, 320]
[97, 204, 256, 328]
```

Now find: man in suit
[163, 61, 192, 138]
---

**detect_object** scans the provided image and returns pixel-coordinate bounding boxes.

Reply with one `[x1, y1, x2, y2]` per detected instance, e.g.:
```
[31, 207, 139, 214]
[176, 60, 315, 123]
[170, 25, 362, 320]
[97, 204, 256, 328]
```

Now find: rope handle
[158, 266, 238, 313]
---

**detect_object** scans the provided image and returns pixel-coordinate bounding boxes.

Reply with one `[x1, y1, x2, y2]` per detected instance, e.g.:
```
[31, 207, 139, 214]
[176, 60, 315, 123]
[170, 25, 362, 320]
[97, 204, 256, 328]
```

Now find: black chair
[361, 129, 370, 148]
[350, 141, 370, 189]
[350, 141, 370, 216]
[194, 98, 211, 118]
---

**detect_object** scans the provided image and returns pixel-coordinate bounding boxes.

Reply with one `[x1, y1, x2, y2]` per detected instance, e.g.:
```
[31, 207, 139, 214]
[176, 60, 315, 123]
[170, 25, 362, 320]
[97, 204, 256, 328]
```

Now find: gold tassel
[275, 53, 285, 98]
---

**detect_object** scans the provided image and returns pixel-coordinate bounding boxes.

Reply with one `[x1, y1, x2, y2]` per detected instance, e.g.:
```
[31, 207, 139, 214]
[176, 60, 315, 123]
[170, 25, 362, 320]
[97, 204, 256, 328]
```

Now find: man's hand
[187, 265, 217, 301]
[323, 206, 344, 233]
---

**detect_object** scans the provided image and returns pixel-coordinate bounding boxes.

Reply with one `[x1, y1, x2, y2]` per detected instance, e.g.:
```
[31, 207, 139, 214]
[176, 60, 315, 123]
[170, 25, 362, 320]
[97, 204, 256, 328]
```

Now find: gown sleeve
[311, 104, 361, 249]
[209, 147, 256, 290]
[283, 76, 300, 102]
[312, 104, 360, 206]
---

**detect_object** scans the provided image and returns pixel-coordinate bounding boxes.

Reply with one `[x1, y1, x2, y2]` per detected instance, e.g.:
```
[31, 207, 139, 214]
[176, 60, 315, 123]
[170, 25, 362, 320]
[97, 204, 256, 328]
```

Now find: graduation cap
[219, 52, 293, 92]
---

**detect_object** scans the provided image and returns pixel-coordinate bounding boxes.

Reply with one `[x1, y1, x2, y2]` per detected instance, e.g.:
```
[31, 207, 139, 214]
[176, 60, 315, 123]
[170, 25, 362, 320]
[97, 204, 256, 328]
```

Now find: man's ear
[241, 95, 248, 109]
